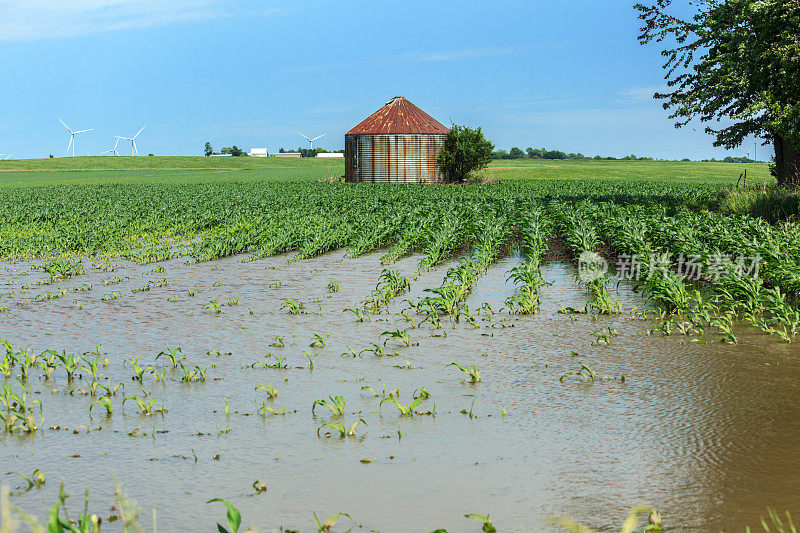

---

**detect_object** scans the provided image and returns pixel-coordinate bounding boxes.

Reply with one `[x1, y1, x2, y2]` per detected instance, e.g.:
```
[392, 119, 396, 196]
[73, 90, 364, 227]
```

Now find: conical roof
[347, 97, 449, 135]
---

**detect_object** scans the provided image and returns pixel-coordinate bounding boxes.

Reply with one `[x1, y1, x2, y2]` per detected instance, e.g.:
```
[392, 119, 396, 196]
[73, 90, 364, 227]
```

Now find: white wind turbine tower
[118, 126, 146, 156]
[298, 131, 325, 150]
[100, 137, 121, 156]
[60, 119, 93, 157]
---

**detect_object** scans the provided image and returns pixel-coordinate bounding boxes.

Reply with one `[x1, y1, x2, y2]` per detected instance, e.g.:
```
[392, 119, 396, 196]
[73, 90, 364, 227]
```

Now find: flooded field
[2, 249, 798, 532]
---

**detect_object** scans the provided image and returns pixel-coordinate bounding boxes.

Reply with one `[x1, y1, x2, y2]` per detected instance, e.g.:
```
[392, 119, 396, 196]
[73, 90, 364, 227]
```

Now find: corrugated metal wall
[345, 134, 446, 184]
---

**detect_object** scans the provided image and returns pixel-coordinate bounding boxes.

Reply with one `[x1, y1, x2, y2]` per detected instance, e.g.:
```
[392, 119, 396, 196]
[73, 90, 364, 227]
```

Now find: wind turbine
[60, 119, 93, 157]
[100, 138, 121, 156]
[118, 126, 145, 156]
[4, 154, 13, 160]
[298, 131, 325, 150]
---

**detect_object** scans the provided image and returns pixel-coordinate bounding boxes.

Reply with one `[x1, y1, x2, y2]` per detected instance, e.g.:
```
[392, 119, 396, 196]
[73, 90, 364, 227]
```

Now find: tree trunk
[772, 134, 800, 187]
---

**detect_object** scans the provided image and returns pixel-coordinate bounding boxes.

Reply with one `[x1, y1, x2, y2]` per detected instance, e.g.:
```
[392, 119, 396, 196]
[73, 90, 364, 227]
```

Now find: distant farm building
[345, 97, 449, 183]
[318, 152, 344, 158]
[274, 152, 301, 158]
[249, 148, 269, 157]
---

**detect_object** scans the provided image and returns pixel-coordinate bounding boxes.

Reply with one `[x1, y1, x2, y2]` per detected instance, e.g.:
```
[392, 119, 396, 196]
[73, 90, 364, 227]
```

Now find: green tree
[635, 0, 800, 186]
[221, 145, 247, 157]
[438, 125, 494, 183]
[204, 142, 214, 157]
[509, 147, 526, 159]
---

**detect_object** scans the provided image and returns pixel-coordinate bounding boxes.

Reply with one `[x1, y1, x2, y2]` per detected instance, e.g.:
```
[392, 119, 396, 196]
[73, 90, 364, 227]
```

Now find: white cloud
[397, 46, 518, 63]
[617, 85, 669, 102]
[283, 46, 522, 73]
[0, 0, 233, 42]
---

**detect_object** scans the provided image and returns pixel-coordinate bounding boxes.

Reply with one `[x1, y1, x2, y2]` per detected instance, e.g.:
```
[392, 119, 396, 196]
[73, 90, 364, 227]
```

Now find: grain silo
[345, 97, 449, 183]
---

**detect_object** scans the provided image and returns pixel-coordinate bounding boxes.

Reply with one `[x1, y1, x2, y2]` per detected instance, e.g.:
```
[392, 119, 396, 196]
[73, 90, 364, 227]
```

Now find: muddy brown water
[1, 251, 799, 532]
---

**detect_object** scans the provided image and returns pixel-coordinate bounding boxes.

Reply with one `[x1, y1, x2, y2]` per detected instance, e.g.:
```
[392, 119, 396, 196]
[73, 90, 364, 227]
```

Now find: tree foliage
[635, 0, 800, 185]
[204, 142, 214, 157]
[221, 145, 247, 157]
[437, 124, 494, 183]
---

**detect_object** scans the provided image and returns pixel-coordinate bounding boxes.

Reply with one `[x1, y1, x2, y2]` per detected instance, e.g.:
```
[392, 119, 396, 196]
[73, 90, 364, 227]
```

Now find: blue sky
[0, 0, 761, 160]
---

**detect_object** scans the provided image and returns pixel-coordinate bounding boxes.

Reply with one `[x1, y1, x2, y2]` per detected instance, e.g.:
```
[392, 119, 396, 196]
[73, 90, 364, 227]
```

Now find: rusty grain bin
[345, 97, 449, 183]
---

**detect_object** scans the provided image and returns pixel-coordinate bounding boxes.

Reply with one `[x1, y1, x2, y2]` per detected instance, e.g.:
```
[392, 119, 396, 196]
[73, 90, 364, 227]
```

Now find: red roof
[347, 97, 449, 135]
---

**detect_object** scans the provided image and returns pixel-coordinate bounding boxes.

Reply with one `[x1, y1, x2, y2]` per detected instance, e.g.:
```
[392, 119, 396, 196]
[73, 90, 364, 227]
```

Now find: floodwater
[1, 250, 799, 532]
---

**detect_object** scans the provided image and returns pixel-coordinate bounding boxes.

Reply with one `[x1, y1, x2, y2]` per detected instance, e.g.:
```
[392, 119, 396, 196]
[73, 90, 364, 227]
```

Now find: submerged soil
[0, 251, 798, 532]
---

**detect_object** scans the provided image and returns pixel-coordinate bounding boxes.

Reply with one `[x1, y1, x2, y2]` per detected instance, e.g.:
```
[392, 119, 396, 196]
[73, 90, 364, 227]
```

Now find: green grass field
[0, 156, 771, 188]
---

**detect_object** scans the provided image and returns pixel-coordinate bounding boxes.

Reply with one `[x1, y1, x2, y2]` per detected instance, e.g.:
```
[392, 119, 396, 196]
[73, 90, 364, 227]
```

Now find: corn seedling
[380, 396, 422, 416]
[282, 297, 306, 315]
[257, 403, 286, 416]
[464, 513, 496, 533]
[256, 384, 278, 399]
[179, 362, 207, 382]
[312, 394, 346, 416]
[206, 498, 242, 533]
[445, 362, 481, 383]
[156, 346, 185, 367]
[123, 396, 167, 415]
[269, 335, 285, 348]
[124, 356, 154, 382]
[381, 328, 411, 347]
[205, 299, 222, 314]
[317, 418, 367, 438]
[340, 345, 358, 358]
[560, 362, 596, 383]
[90, 397, 114, 415]
[310, 333, 327, 348]
[314, 512, 351, 532]
[326, 280, 340, 293]
[4, 469, 45, 491]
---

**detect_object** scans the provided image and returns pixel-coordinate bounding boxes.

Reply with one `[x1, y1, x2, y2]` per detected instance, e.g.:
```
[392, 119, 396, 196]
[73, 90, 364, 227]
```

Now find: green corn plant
[745, 509, 796, 533]
[550, 504, 662, 533]
[309, 333, 327, 348]
[90, 397, 114, 416]
[560, 362, 596, 383]
[263, 353, 289, 369]
[343, 307, 370, 322]
[301, 351, 315, 370]
[465, 513, 497, 533]
[269, 335, 285, 348]
[206, 498, 242, 533]
[256, 384, 278, 399]
[326, 280, 340, 293]
[413, 388, 431, 399]
[156, 346, 185, 367]
[124, 356, 154, 382]
[97, 382, 124, 397]
[282, 297, 306, 315]
[53, 350, 81, 382]
[79, 355, 105, 383]
[380, 396, 422, 416]
[317, 418, 367, 438]
[340, 345, 359, 358]
[257, 403, 286, 416]
[205, 299, 223, 314]
[381, 328, 411, 347]
[360, 385, 381, 398]
[313, 512, 351, 532]
[312, 394, 346, 416]
[445, 362, 481, 383]
[178, 362, 206, 382]
[123, 396, 167, 415]
[4, 469, 45, 491]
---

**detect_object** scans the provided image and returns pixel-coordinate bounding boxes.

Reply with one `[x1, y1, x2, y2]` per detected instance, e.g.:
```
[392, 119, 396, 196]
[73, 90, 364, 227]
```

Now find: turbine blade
[133, 126, 145, 138]
[297, 131, 311, 142]
[73, 129, 93, 134]
[311, 134, 326, 141]
[59, 118, 73, 133]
